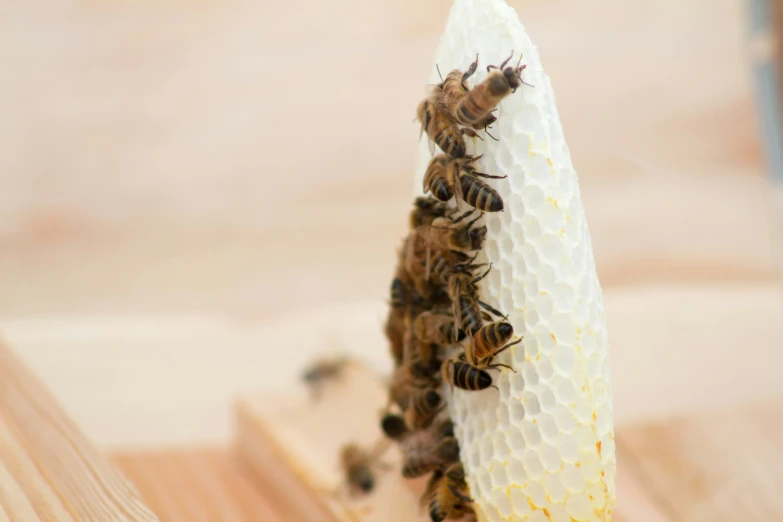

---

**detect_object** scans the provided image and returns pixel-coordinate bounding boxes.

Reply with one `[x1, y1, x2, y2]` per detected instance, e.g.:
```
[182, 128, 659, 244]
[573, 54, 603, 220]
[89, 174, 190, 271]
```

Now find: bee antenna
[499, 50, 514, 70]
[436, 64, 444, 83]
[518, 65, 534, 88]
[516, 52, 524, 69]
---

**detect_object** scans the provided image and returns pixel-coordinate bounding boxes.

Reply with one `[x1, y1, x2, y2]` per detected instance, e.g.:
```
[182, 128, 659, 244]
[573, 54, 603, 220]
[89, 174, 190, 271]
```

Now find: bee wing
[428, 136, 436, 156]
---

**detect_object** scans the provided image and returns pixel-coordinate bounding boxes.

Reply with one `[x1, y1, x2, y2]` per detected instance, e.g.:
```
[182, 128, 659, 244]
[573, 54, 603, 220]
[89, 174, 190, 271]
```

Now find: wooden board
[233, 362, 670, 522]
[235, 361, 430, 522]
[619, 403, 783, 521]
[0, 338, 159, 521]
[112, 449, 283, 522]
[113, 446, 674, 522]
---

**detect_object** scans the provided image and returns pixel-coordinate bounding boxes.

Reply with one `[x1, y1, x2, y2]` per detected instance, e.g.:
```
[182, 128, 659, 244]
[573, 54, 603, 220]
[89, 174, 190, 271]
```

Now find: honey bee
[448, 264, 505, 336]
[405, 389, 444, 430]
[401, 430, 460, 478]
[413, 311, 465, 345]
[301, 356, 350, 398]
[426, 250, 476, 287]
[422, 155, 505, 212]
[380, 413, 409, 441]
[428, 462, 474, 522]
[430, 56, 498, 137]
[417, 99, 481, 158]
[465, 321, 522, 368]
[410, 197, 451, 229]
[339, 442, 389, 496]
[452, 51, 532, 128]
[416, 210, 487, 254]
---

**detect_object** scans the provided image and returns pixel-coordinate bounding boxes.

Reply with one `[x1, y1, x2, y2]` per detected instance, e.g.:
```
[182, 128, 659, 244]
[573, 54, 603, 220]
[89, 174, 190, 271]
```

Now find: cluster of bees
[305, 51, 530, 521]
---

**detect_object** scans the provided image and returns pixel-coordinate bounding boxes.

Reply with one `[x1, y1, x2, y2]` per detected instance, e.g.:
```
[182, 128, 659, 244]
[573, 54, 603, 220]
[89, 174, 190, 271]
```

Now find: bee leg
[477, 299, 505, 319]
[488, 362, 515, 373]
[493, 337, 523, 358]
[471, 263, 493, 285]
[424, 245, 432, 281]
[461, 54, 479, 89]
[448, 484, 474, 504]
[500, 50, 514, 69]
[484, 127, 500, 141]
[450, 208, 476, 224]
[518, 64, 534, 89]
[470, 171, 507, 179]
[461, 128, 483, 142]
[462, 212, 484, 233]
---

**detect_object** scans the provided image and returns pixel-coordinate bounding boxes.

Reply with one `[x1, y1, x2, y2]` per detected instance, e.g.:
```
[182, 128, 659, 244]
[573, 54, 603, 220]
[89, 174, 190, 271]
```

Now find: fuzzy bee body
[413, 311, 465, 345]
[410, 196, 451, 229]
[401, 435, 459, 478]
[405, 389, 444, 430]
[417, 213, 487, 254]
[453, 51, 528, 127]
[429, 463, 473, 522]
[458, 173, 504, 212]
[417, 100, 467, 158]
[340, 444, 377, 495]
[467, 321, 520, 367]
[442, 358, 493, 391]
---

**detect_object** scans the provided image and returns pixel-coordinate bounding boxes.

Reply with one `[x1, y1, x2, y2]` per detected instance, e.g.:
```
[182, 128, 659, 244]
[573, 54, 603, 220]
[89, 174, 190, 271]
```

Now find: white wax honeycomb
[413, 0, 616, 520]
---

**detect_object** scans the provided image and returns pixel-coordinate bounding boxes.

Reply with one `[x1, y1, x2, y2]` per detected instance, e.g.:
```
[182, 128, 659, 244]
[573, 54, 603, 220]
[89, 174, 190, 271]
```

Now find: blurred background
[1, 0, 783, 477]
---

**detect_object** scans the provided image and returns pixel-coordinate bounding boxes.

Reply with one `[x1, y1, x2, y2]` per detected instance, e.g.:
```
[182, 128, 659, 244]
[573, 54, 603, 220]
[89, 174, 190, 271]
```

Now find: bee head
[445, 463, 465, 483]
[381, 413, 408, 440]
[469, 225, 487, 250]
[358, 474, 374, 493]
[487, 72, 509, 96]
[424, 390, 442, 408]
[504, 63, 526, 91]
[505, 52, 527, 92]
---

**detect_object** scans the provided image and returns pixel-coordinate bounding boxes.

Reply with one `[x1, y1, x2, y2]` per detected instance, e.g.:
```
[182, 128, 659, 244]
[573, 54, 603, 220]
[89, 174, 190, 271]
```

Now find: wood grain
[0, 338, 159, 521]
[113, 449, 283, 522]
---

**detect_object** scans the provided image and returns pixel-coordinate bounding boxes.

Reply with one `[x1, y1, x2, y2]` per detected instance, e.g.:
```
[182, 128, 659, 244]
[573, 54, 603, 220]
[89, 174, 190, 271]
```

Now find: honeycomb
[412, 0, 617, 520]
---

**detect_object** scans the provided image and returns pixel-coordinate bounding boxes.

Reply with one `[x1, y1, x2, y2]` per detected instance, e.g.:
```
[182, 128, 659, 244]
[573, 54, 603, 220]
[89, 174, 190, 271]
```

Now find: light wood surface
[0, 339, 159, 522]
[112, 449, 282, 522]
[3, 284, 781, 447]
[112, 447, 671, 522]
[233, 363, 666, 522]
[620, 403, 783, 521]
[0, 0, 773, 317]
[236, 361, 428, 522]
